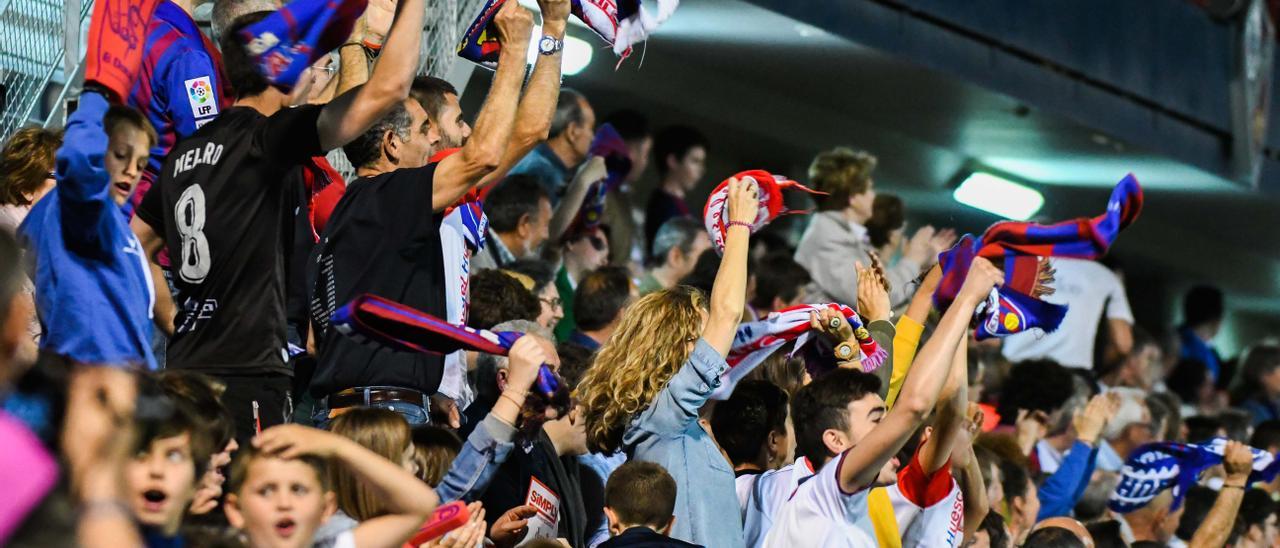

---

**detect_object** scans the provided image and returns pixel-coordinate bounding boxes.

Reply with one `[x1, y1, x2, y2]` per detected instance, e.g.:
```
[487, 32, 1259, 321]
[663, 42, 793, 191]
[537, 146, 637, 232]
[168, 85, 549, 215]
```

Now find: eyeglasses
[541, 296, 563, 309]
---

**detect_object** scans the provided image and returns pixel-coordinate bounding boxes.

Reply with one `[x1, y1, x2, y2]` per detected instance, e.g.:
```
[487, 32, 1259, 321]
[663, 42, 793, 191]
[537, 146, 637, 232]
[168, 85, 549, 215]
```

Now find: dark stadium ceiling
[472, 0, 1280, 324]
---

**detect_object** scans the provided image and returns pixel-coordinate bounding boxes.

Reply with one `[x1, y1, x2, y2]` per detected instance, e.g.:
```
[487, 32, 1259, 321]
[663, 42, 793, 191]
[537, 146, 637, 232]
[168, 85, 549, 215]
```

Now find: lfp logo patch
[184, 76, 219, 120]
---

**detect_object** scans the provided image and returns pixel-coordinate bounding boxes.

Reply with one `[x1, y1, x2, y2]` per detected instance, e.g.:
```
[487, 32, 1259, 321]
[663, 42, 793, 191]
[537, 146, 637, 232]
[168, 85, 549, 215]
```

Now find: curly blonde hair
[575, 285, 707, 453]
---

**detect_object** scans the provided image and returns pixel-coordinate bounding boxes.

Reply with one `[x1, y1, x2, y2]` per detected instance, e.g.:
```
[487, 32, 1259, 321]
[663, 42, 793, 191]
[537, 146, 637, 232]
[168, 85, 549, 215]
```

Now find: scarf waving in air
[240, 0, 368, 91]
[934, 173, 1144, 340]
[331, 294, 560, 396]
[702, 169, 825, 256]
[712, 303, 886, 399]
[457, 0, 680, 68]
[1109, 437, 1280, 513]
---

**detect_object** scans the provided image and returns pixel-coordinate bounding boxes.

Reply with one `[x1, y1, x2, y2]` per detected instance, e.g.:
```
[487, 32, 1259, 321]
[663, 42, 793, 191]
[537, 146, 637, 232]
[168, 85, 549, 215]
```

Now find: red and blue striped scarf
[935, 173, 1144, 339]
[332, 294, 560, 396]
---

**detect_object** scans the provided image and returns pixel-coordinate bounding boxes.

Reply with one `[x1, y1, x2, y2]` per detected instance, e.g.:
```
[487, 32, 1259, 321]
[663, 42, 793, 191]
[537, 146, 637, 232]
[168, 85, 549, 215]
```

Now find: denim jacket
[622, 339, 745, 548]
[437, 414, 518, 502]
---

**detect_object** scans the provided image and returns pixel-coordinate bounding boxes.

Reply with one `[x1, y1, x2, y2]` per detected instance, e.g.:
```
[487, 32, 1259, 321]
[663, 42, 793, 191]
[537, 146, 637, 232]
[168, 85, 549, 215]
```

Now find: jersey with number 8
[175, 183, 210, 283]
[136, 104, 326, 376]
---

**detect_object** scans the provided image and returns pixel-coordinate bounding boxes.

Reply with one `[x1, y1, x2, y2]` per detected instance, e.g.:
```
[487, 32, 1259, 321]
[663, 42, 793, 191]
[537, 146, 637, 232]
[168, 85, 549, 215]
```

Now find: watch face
[540, 36, 559, 52]
[836, 344, 854, 359]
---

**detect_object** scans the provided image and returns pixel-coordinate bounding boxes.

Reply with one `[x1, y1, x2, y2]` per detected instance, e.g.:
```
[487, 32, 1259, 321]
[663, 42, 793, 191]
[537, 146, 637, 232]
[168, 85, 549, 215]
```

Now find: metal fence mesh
[0, 0, 88, 142]
[328, 0, 488, 180]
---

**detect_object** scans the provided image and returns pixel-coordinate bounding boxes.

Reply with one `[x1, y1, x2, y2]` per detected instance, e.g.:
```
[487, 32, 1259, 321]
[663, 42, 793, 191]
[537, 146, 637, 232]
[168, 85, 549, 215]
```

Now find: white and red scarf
[713, 303, 887, 399]
[702, 169, 824, 256]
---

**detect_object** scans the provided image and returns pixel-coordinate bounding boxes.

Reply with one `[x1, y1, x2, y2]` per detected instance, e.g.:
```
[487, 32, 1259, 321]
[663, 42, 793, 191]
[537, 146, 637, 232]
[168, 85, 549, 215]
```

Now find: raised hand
[253, 424, 347, 460]
[536, 0, 572, 24]
[856, 260, 890, 322]
[1073, 393, 1119, 446]
[576, 156, 608, 186]
[809, 307, 853, 344]
[362, 0, 398, 46]
[494, 0, 535, 49]
[1014, 408, 1049, 455]
[419, 502, 485, 548]
[929, 228, 959, 256]
[490, 504, 539, 548]
[726, 177, 760, 226]
[956, 257, 1003, 305]
[505, 335, 550, 392]
[1222, 440, 1255, 484]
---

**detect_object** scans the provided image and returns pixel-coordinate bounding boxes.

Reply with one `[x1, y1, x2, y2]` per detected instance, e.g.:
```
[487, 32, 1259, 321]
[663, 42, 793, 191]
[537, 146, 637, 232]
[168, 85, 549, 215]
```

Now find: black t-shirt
[307, 164, 446, 397]
[138, 105, 324, 376]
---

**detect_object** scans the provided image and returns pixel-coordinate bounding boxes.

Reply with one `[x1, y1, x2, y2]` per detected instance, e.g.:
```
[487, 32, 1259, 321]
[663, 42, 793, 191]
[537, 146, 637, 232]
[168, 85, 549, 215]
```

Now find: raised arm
[1035, 394, 1112, 520]
[316, 0, 423, 152]
[702, 177, 756, 355]
[918, 337, 968, 474]
[837, 258, 1002, 493]
[436, 336, 546, 502]
[954, 406, 988, 543]
[1189, 441, 1253, 548]
[55, 92, 116, 258]
[547, 157, 606, 241]
[855, 259, 894, 398]
[431, 0, 533, 210]
[886, 265, 941, 408]
[474, 0, 571, 189]
[255, 425, 439, 548]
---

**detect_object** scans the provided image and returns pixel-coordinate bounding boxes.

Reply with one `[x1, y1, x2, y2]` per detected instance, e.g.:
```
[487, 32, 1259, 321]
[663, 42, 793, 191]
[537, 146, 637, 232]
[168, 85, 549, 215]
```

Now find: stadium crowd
[1, 0, 1278, 547]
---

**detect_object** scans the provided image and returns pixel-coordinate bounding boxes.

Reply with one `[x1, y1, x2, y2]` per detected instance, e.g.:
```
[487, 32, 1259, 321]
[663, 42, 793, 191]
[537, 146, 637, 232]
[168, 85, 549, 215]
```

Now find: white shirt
[764, 452, 877, 547]
[740, 457, 815, 548]
[1000, 258, 1133, 369]
[887, 451, 964, 548]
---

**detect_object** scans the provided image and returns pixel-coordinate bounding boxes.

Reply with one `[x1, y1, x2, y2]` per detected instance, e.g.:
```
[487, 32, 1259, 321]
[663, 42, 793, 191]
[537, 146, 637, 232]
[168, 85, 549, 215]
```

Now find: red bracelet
[726, 220, 753, 231]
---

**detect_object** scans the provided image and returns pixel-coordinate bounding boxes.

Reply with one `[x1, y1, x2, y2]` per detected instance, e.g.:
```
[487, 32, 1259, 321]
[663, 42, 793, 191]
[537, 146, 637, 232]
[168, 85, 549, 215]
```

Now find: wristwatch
[538, 35, 564, 56]
[835, 341, 856, 361]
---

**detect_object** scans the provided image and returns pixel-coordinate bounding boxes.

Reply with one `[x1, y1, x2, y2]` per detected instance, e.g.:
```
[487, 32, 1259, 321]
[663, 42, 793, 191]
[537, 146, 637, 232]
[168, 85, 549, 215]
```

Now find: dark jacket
[599, 527, 704, 548]
[480, 429, 588, 547]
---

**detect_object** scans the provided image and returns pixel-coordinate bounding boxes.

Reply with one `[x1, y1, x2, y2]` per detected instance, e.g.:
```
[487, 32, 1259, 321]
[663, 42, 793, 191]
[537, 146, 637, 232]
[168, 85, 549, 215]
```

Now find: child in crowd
[157, 370, 238, 516]
[411, 424, 464, 486]
[224, 424, 438, 548]
[126, 381, 215, 542]
[599, 461, 701, 548]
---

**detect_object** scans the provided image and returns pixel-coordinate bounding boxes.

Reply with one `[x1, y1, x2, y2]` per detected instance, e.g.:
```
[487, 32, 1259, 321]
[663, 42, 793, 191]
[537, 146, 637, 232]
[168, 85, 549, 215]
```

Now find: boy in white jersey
[764, 258, 1001, 547]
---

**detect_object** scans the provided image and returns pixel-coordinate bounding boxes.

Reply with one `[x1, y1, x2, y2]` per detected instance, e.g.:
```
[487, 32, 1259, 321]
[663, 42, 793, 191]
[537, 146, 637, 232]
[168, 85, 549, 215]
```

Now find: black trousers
[216, 373, 293, 446]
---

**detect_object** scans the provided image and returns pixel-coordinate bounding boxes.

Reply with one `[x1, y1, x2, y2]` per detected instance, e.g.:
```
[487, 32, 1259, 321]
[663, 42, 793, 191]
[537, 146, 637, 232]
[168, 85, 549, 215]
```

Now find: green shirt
[637, 272, 664, 295]
[554, 266, 576, 342]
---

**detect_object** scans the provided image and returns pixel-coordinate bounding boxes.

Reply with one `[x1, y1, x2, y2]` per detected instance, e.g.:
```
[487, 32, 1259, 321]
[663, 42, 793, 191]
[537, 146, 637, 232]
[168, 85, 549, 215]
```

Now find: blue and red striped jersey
[126, 0, 233, 215]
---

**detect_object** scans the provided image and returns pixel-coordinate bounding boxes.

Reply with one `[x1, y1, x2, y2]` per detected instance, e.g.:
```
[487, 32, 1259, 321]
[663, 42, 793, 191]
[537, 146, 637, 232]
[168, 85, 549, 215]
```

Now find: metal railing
[0, 0, 91, 142]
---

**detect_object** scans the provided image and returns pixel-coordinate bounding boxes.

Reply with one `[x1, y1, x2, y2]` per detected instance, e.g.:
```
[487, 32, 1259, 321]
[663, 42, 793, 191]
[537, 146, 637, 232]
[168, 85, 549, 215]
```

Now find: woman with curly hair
[575, 177, 757, 548]
[0, 127, 62, 232]
[0, 127, 62, 364]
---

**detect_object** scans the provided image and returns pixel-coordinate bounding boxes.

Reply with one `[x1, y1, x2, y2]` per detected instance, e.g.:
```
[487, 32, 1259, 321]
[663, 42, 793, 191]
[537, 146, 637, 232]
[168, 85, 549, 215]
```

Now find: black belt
[326, 386, 428, 410]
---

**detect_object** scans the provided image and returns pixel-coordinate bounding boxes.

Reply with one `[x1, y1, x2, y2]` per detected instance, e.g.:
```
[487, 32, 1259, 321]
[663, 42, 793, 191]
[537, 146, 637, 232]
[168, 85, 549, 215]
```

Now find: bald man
[1115, 490, 1184, 545]
[1031, 517, 1095, 548]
